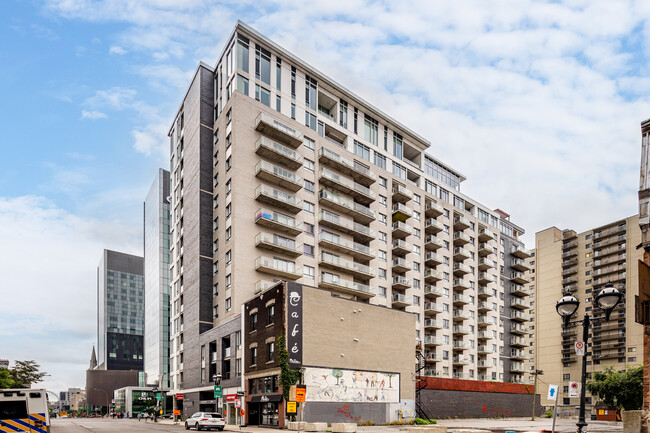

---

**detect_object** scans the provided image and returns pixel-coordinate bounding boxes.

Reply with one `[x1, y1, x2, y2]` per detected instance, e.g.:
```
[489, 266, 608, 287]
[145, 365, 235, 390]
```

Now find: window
[226, 273, 232, 288]
[354, 141, 371, 161]
[226, 204, 232, 218]
[393, 133, 403, 159]
[440, 188, 449, 203]
[226, 156, 232, 171]
[267, 304, 275, 324]
[237, 38, 249, 72]
[303, 201, 314, 214]
[250, 346, 257, 365]
[225, 249, 232, 264]
[303, 265, 315, 279]
[226, 297, 231, 311]
[339, 100, 348, 128]
[255, 44, 271, 84]
[379, 286, 387, 297]
[303, 244, 314, 257]
[304, 180, 315, 193]
[225, 227, 232, 241]
[236, 74, 249, 95]
[276, 95, 281, 112]
[250, 313, 258, 331]
[378, 268, 387, 279]
[291, 103, 296, 120]
[379, 176, 387, 188]
[353, 108, 358, 134]
[213, 305, 219, 318]
[304, 223, 314, 236]
[291, 66, 296, 99]
[379, 231, 387, 242]
[364, 115, 379, 145]
[379, 250, 387, 261]
[255, 84, 271, 107]
[267, 342, 275, 362]
[276, 58, 281, 90]
[305, 75, 317, 111]
[392, 161, 406, 179]
[374, 152, 386, 169]
[304, 159, 315, 172]
[226, 179, 232, 195]
[305, 112, 317, 130]
[379, 213, 387, 224]
[379, 195, 387, 206]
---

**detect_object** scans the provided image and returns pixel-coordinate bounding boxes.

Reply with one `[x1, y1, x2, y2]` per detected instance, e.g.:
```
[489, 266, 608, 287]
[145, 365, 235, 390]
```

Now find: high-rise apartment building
[97, 249, 145, 371]
[167, 21, 532, 409]
[144, 169, 171, 388]
[534, 216, 644, 414]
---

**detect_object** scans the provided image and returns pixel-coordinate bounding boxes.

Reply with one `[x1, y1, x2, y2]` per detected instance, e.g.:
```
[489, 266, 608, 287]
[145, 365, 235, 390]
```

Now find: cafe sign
[286, 282, 303, 370]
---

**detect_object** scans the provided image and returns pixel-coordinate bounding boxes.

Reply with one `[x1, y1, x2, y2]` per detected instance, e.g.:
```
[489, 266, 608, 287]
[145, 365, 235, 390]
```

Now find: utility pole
[530, 369, 543, 420]
[637, 118, 650, 433]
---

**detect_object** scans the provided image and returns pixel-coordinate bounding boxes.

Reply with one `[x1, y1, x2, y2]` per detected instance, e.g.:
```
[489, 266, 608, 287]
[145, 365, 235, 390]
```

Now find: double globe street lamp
[555, 283, 623, 433]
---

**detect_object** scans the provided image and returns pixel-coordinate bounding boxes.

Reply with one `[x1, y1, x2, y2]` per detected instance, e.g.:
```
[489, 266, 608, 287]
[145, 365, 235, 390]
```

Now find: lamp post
[93, 388, 109, 417]
[555, 284, 623, 433]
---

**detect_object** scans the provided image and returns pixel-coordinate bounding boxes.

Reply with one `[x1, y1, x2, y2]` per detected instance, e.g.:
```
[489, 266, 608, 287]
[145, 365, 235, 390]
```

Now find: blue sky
[2, 0, 650, 395]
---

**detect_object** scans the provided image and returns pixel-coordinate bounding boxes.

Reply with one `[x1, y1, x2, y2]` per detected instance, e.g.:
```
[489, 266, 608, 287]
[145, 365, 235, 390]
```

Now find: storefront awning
[249, 394, 282, 403]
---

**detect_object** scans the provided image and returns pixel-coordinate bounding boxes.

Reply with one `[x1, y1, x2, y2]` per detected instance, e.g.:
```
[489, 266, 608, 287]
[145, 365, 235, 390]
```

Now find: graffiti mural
[303, 367, 399, 403]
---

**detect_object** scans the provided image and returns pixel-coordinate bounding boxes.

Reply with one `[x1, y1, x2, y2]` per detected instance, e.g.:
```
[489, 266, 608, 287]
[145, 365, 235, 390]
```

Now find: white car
[185, 412, 226, 431]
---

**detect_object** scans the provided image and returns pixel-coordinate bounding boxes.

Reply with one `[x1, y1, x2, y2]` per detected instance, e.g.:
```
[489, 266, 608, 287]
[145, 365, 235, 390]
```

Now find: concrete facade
[534, 216, 644, 416]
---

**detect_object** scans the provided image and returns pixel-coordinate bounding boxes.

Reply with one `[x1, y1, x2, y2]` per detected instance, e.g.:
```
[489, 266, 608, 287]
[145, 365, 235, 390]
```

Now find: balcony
[511, 245, 532, 258]
[424, 319, 442, 330]
[255, 112, 303, 147]
[255, 136, 303, 169]
[511, 311, 530, 322]
[510, 324, 527, 335]
[453, 294, 471, 305]
[392, 239, 411, 256]
[478, 243, 497, 256]
[510, 298, 528, 310]
[478, 287, 493, 298]
[510, 364, 526, 373]
[511, 337, 527, 347]
[319, 253, 374, 279]
[562, 258, 578, 268]
[423, 369, 444, 377]
[453, 263, 471, 276]
[453, 247, 471, 261]
[477, 361, 495, 369]
[452, 373, 468, 380]
[392, 203, 413, 222]
[424, 302, 443, 315]
[594, 224, 626, 240]
[424, 218, 444, 234]
[453, 279, 471, 291]
[478, 228, 496, 242]
[593, 253, 626, 268]
[453, 310, 471, 321]
[453, 340, 470, 350]
[318, 189, 375, 224]
[453, 215, 471, 231]
[453, 231, 471, 246]
[562, 240, 578, 250]
[477, 345, 494, 354]
[511, 258, 530, 272]
[255, 232, 302, 257]
[319, 168, 375, 205]
[319, 210, 375, 242]
[392, 184, 413, 203]
[478, 272, 497, 284]
[392, 221, 412, 238]
[478, 258, 496, 271]
[562, 276, 578, 285]
[424, 285, 445, 298]
[254, 279, 277, 294]
[424, 252, 444, 266]
[592, 264, 626, 277]
[477, 302, 494, 312]
[255, 184, 302, 214]
[453, 325, 471, 335]
[255, 208, 302, 235]
[318, 147, 375, 186]
[511, 350, 525, 360]
[510, 284, 529, 296]
[318, 232, 374, 261]
[392, 275, 411, 290]
[425, 201, 444, 217]
[423, 336, 441, 347]
[392, 257, 411, 273]
[424, 235, 444, 251]
[424, 352, 437, 363]
[452, 356, 470, 365]
[318, 274, 375, 299]
[255, 256, 301, 280]
[562, 249, 578, 259]
[425, 269, 444, 283]
[562, 267, 578, 276]
[511, 271, 531, 284]
[391, 293, 410, 308]
[255, 160, 302, 192]
[478, 315, 495, 327]
[592, 234, 626, 250]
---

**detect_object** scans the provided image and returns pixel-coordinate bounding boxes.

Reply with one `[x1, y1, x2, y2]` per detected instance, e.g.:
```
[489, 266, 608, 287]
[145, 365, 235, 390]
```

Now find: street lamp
[213, 373, 222, 385]
[555, 283, 623, 433]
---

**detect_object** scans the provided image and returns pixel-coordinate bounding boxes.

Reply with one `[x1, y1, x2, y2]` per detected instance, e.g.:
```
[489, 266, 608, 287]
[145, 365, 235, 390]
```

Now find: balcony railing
[255, 112, 303, 147]
[255, 184, 302, 214]
[318, 147, 375, 186]
[255, 256, 301, 280]
[255, 208, 302, 235]
[255, 136, 303, 169]
[318, 273, 374, 299]
[254, 232, 302, 257]
[255, 160, 302, 192]
[318, 231, 374, 260]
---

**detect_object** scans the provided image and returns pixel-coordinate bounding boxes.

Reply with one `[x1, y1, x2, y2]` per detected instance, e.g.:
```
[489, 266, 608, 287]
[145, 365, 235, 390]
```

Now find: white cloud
[109, 45, 127, 55]
[0, 196, 141, 390]
[81, 110, 107, 119]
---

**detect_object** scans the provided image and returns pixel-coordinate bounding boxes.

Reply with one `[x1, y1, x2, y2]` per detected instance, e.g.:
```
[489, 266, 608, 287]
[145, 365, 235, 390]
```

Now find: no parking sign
[569, 381, 581, 397]
[575, 341, 585, 356]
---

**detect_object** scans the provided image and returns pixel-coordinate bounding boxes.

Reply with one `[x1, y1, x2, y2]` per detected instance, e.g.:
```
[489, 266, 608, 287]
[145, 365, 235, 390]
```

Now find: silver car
[185, 412, 226, 431]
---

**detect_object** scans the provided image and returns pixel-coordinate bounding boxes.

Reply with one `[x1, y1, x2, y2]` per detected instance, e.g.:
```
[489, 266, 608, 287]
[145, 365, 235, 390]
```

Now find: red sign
[225, 394, 237, 402]
[296, 385, 306, 403]
[176, 393, 184, 400]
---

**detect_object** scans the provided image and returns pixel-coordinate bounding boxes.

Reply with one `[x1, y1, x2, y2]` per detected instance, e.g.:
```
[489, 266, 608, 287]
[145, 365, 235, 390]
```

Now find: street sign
[547, 384, 559, 401]
[214, 385, 222, 399]
[236, 391, 245, 397]
[575, 341, 585, 356]
[287, 401, 297, 414]
[569, 381, 581, 398]
[176, 393, 184, 400]
[174, 410, 181, 416]
[296, 385, 306, 403]
[235, 399, 241, 408]
[156, 393, 162, 401]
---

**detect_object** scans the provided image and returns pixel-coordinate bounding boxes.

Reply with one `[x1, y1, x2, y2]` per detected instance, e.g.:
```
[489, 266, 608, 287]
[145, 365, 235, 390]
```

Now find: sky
[1, 0, 650, 396]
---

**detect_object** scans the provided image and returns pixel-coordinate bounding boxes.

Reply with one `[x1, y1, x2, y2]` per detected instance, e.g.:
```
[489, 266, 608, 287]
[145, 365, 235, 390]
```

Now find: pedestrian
[137, 413, 142, 422]
[126, 412, 129, 419]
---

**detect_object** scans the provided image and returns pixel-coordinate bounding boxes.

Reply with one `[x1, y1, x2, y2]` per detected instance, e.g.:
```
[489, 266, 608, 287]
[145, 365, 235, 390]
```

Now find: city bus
[0, 389, 50, 432]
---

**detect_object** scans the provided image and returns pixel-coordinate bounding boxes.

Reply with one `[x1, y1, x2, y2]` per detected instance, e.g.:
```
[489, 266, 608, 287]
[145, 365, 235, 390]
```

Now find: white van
[0, 389, 50, 432]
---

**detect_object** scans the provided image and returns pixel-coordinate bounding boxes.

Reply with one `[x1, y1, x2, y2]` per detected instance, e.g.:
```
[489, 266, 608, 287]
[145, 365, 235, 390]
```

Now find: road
[52, 418, 184, 432]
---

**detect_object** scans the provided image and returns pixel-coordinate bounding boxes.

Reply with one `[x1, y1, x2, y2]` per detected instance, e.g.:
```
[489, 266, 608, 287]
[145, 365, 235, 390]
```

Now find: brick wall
[421, 376, 534, 394]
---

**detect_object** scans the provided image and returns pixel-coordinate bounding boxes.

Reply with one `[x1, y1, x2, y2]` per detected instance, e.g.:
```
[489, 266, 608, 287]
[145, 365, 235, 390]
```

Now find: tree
[0, 368, 15, 388]
[332, 369, 343, 386]
[9, 360, 48, 388]
[586, 365, 643, 411]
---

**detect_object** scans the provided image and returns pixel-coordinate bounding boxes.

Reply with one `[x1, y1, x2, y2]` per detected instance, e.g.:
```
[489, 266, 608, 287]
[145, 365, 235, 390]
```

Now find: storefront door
[260, 402, 279, 426]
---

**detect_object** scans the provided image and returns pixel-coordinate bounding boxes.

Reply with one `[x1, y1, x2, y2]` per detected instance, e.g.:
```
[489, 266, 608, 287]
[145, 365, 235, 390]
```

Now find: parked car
[184, 412, 226, 431]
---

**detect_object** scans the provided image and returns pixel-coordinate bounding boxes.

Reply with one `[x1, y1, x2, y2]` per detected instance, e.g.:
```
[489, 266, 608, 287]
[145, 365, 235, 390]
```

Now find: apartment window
[413, 228, 421, 238]
[414, 211, 421, 221]
[339, 99, 348, 128]
[414, 245, 420, 255]
[291, 103, 296, 120]
[379, 250, 387, 261]
[276, 95, 281, 112]
[225, 227, 232, 241]
[353, 108, 358, 134]
[379, 213, 387, 224]
[392, 161, 406, 180]
[255, 84, 271, 107]
[303, 244, 314, 257]
[226, 179, 232, 195]
[226, 204, 232, 218]
[226, 156, 232, 171]
[268, 304, 275, 324]
[303, 201, 315, 214]
[304, 159, 315, 172]
[374, 152, 386, 169]
[275, 58, 281, 90]
[267, 342, 275, 362]
[440, 188, 449, 202]
[414, 194, 420, 204]
[378, 268, 387, 279]
[379, 195, 387, 206]
[291, 66, 296, 99]
[379, 176, 387, 188]
[303, 265, 315, 279]
[226, 273, 232, 289]
[454, 195, 464, 210]
[304, 180, 315, 193]
[393, 133, 403, 159]
[304, 223, 314, 236]
[354, 141, 371, 161]
[250, 313, 258, 332]
[237, 38, 249, 72]
[225, 249, 232, 264]
[413, 262, 420, 272]
[250, 346, 257, 365]
[305, 112, 317, 130]
[425, 180, 436, 195]
[255, 44, 271, 84]
[236, 74, 249, 95]
[305, 75, 317, 110]
[226, 297, 231, 311]
[379, 286, 387, 297]
[413, 279, 420, 288]
[213, 305, 219, 318]
[379, 232, 387, 242]
[563, 373, 570, 380]
[364, 115, 379, 146]
[413, 295, 420, 306]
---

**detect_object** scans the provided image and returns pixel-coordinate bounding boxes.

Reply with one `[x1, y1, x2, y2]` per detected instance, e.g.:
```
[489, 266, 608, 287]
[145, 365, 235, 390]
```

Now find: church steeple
[89, 346, 97, 370]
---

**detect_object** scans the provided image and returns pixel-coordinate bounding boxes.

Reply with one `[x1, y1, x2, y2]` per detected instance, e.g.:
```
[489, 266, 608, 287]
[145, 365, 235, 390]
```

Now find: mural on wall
[303, 367, 399, 403]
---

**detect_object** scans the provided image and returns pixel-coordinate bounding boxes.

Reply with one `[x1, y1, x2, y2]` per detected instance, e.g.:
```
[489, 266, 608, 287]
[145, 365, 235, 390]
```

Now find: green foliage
[586, 365, 643, 411]
[278, 334, 301, 401]
[357, 420, 375, 426]
[543, 409, 554, 418]
[0, 368, 15, 388]
[331, 369, 343, 385]
[413, 417, 437, 424]
[8, 360, 48, 388]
